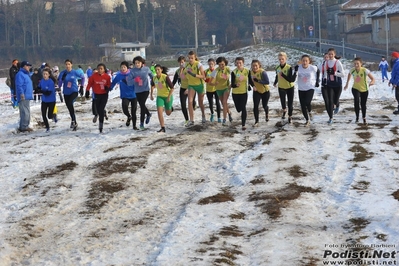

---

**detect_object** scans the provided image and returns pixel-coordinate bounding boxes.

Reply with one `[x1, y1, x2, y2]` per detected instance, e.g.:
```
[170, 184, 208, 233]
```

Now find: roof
[99, 42, 150, 48]
[342, 0, 388, 10]
[346, 24, 372, 34]
[369, 3, 399, 17]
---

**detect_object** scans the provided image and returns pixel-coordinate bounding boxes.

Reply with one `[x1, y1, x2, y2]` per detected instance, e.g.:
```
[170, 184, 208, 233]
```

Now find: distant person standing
[389, 51, 399, 115]
[9, 59, 19, 108]
[15, 61, 34, 132]
[86, 66, 93, 79]
[344, 57, 375, 124]
[76, 65, 85, 97]
[379, 56, 389, 83]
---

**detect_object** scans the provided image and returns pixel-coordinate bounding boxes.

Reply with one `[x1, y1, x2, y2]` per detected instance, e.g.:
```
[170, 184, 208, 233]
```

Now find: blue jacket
[39, 78, 57, 103]
[390, 58, 399, 86]
[111, 70, 136, 99]
[86, 68, 93, 78]
[58, 69, 85, 95]
[16, 68, 33, 102]
[126, 66, 153, 93]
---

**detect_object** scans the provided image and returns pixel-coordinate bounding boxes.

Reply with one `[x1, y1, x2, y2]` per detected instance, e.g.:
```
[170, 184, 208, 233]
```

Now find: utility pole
[152, 12, 155, 45]
[194, 3, 198, 53]
[385, 3, 389, 60]
[318, 0, 321, 54]
[37, 11, 40, 46]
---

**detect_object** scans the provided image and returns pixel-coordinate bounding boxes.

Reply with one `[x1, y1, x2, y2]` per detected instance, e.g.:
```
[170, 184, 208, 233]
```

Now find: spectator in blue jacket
[379, 56, 389, 82]
[86, 66, 93, 79]
[16, 61, 34, 132]
[111, 61, 138, 129]
[58, 59, 85, 130]
[389, 52, 399, 115]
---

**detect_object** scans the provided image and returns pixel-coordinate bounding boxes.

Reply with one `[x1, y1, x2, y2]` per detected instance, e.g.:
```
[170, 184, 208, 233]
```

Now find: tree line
[0, 0, 334, 66]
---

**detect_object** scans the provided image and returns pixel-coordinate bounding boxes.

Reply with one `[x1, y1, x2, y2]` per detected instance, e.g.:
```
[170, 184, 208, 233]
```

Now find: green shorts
[188, 84, 205, 94]
[216, 88, 229, 97]
[156, 96, 173, 110]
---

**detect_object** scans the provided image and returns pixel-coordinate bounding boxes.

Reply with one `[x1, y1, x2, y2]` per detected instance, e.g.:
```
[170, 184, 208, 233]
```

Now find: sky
[0, 45, 398, 266]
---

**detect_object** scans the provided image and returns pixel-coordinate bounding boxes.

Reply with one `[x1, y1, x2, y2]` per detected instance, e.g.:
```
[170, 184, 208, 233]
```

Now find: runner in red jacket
[86, 63, 111, 133]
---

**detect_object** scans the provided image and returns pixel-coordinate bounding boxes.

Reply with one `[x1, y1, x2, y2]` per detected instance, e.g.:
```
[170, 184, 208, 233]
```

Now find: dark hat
[20, 61, 32, 68]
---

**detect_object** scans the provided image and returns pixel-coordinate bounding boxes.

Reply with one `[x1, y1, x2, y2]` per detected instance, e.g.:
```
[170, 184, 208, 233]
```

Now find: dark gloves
[315, 82, 320, 88]
[187, 71, 196, 77]
[253, 77, 259, 83]
[42, 90, 52, 96]
[85, 90, 90, 99]
[248, 86, 252, 91]
[294, 65, 299, 72]
[79, 85, 84, 96]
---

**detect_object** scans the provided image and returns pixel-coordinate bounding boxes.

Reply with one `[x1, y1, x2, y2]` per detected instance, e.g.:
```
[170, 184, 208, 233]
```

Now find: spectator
[9, 59, 19, 108]
[16, 61, 34, 132]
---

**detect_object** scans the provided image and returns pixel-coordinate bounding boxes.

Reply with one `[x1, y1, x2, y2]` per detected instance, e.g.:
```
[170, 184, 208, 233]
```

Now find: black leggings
[136, 91, 151, 124]
[395, 87, 399, 109]
[352, 88, 368, 119]
[333, 86, 342, 107]
[232, 93, 248, 126]
[95, 93, 108, 124]
[253, 91, 270, 123]
[179, 88, 196, 121]
[206, 91, 221, 118]
[122, 98, 138, 127]
[322, 86, 334, 119]
[41, 102, 55, 129]
[64, 92, 78, 122]
[298, 90, 314, 121]
[278, 87, 294, 116]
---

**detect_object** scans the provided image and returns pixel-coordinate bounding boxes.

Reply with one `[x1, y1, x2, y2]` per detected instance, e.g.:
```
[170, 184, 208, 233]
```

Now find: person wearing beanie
[389, 51, 399, 114]
[16, 61, 34, 132]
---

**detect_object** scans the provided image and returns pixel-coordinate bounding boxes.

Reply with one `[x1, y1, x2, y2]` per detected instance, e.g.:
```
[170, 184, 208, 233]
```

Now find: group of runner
[10, 48, 399, 133]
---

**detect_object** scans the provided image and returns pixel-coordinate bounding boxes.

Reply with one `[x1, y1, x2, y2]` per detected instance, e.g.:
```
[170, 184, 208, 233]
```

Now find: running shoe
[282, 110, 287, 119]
[222, 119, 227, 126]
[157, 127, 166, 133]
[202, 116, 206, 124]
[210, 114, 214, 122]
[145, 113, 152, 124]
[126, 116, 131, 127]
[228, 112, 233, 122]
[218, 118, 222, 123]
[253, 122, 259, 127]
[185, 121, 194, 127]
[334, 106, 340, 114]
[327, 119, 333, 125]
[93, 115, 98, 123]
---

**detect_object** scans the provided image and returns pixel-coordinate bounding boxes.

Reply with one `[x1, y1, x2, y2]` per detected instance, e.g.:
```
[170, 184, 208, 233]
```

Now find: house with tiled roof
[369, 2, 399, 49]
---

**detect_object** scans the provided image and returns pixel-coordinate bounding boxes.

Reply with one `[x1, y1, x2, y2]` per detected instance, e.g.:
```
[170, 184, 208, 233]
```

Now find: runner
[344, 57, 375, 124]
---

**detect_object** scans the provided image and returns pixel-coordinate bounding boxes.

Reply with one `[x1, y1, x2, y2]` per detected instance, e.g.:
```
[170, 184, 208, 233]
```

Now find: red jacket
[86, 72, 111, 95]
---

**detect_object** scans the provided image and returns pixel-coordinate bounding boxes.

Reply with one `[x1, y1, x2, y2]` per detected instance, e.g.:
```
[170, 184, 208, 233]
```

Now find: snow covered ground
[0, 45, 398, 266]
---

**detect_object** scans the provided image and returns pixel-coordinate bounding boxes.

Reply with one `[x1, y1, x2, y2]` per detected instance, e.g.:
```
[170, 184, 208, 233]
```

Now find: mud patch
[287, 165, 307, 178]
[229, 212, 245, 220]
[392, 189, 399, 201]
[92, 156, 147, 177]
[250, 176, 265, 185]
[355, 131, 372, 142]
[23, 161, 78, 190]
[351, 180, 370, 192]
[249, 183, 321, 219]
[299, 257, 320, 266]
[151, 136, 185, 146]
[304, 128, 319, 142]
[103, 145, 125, 153]
[198, 189, 234, 205]
[383, 138, 399, 147]
[262, 133, 273, 145]
[83, 179, 125, 214]
[343, 218, 370, 233]
[349, 145, 373, 162]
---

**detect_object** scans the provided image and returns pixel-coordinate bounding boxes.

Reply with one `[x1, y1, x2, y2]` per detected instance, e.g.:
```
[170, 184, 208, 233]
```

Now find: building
[253, 15, 295, 42]
[369, 2, 399, 50]
[99, 41, 150, 62]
